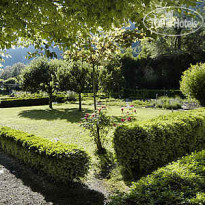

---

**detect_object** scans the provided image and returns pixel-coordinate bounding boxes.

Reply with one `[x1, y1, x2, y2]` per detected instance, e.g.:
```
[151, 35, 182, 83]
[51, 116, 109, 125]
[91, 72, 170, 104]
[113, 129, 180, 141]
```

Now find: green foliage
[122, 89, 183, 99]
[0, 95, 75, 108]
[126, 52, 196, 90]
[57, 60, 91, 111]
[4, 77, 18, 85]
[20, 57, 54, 93]
[20, 57, 68, 109]
[0, 127, 90, 182]
[132, 100, 151, 107]
[99, 56, 125, 96]
[0, 63, 25, 80]
[153, 96, 183, 110]
[138, 28, 205, 62]
[180, 63, 205, 106]
[109, 149, 205, 205]
[114, 108, 205, 179]
[81, 107, 112, 153]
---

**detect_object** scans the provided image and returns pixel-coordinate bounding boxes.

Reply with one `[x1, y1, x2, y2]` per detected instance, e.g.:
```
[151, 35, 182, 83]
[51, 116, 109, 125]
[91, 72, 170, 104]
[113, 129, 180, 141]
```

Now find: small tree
[20, 57, 63, 109]
[81, 107, 112, 154]
[64, 27, 138, 110]
[57, 60, 91, 111]
[180, 63, 205, 106]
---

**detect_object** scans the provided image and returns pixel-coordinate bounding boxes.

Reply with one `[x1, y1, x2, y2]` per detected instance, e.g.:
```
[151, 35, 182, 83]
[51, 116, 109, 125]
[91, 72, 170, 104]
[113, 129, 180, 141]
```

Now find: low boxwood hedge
[0, 95, 76, 108]
[109, 149, 205, 204]
[114, 108, 205, 179]
[0, 127, 90, 182]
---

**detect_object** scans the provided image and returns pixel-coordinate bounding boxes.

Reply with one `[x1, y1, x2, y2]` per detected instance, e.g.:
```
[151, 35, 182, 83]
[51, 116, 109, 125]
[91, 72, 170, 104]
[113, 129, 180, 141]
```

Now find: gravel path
[0, 149, 105, 205]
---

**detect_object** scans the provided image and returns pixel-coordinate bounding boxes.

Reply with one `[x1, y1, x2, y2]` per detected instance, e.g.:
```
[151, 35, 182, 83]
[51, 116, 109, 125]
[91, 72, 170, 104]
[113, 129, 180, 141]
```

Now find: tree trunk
[79, 92, 82, 111]
[92, 63, 97, 110]
[49, 92, 53, 109]
[96, 125, 104, 153]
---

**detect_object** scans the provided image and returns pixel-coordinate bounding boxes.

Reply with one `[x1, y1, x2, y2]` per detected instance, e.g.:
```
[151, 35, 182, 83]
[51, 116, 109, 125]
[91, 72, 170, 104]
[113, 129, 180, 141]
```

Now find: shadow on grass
[18, 108, 93, 123]
[0, 149, 105, 205]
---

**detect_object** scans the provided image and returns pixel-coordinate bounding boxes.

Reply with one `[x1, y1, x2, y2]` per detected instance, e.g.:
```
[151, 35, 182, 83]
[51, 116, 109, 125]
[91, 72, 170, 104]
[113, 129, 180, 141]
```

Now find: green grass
[0, 103, 171, 193]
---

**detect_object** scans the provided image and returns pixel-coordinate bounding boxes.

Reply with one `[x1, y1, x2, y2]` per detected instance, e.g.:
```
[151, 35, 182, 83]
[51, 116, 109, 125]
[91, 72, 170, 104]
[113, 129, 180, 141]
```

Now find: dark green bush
[122, 89, 183, 99]
[0, 95, 76, 108]
[0, 97, 49, 107]
[114, 108, 205, 179]
[0, 127, 90, 182]
[109, 149, 205, 205]
[180, 63, 205, 106]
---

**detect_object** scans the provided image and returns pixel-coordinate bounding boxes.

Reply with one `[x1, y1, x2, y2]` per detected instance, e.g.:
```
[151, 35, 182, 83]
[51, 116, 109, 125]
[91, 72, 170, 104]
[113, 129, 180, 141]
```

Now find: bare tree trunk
[92, 63, 97, 110]
[48, 91, 53, 109]
[79, 92, 82, 111]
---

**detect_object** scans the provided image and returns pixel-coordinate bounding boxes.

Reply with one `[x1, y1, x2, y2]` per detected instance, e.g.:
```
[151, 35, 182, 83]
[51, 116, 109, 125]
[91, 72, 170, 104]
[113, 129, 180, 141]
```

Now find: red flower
[134, 109, 136, 113]
[121, 118, 125, 122]
[113, 123, 117, 127]
[98, 108, 102, 112]
[121, 108, 124, 112]
[91, 113, 95, 117]
[85, 113, 89, 117]
[127, 117, 131, 121]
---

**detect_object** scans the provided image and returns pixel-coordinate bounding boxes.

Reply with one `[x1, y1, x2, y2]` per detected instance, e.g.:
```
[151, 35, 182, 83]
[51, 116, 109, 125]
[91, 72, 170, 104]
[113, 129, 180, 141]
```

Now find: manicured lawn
[0, 102, 172, 193]
[0, 103, 171, 152]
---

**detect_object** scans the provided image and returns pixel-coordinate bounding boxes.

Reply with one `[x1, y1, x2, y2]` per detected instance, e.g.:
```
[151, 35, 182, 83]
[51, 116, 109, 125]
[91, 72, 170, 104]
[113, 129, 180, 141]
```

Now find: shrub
[81, 107, 112, 154]
[153, 96, 183, 109]
[0, 95, 76, 108]
[122, 89, 183, 99]
[180, 63, 205, 106]
[132, 99, 151, 107]
[109, 149, 205, 205]
[113, 108, 205, 179]
[0, 127, 90, 182]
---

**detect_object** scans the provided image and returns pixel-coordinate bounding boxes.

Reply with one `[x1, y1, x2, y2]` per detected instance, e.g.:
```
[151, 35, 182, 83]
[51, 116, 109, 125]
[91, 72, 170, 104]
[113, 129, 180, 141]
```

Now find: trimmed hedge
[121, 89, 183, 99]
[0, 127, 90, 182]
[109, 150, 205, 205]
[0, 96, 76, 108]
[114, 108, 205, 179]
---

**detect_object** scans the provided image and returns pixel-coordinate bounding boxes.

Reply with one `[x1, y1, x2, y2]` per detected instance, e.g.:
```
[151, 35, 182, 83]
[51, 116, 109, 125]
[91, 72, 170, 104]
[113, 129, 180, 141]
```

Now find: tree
[99, 56, 125, 96]
[64, 28, 137, 110]
[57, 60, 91, 111]
[180, 63, 205, 106]
[20, 57, 62, 109]
[0, 63, 25, 80]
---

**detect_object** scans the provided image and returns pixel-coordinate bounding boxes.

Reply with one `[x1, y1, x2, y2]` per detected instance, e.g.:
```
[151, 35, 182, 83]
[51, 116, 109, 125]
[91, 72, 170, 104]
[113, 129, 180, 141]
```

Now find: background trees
[20, 57, 60, 109]
[57, 60, 91, 111]
[0, 63, 25, 80]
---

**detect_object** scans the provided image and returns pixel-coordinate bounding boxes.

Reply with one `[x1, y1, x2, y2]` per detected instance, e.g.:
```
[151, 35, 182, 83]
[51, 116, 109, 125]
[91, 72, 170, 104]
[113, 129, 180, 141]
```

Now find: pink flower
[98, 108, 102, 112]
[85, 113, 89, 117]
[130, 105, 134, 107]
[84, 117, 88, 120]
[91, 113, 95, 117]
[127, 117, 131, 121]
[121, 118, 125, 122]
